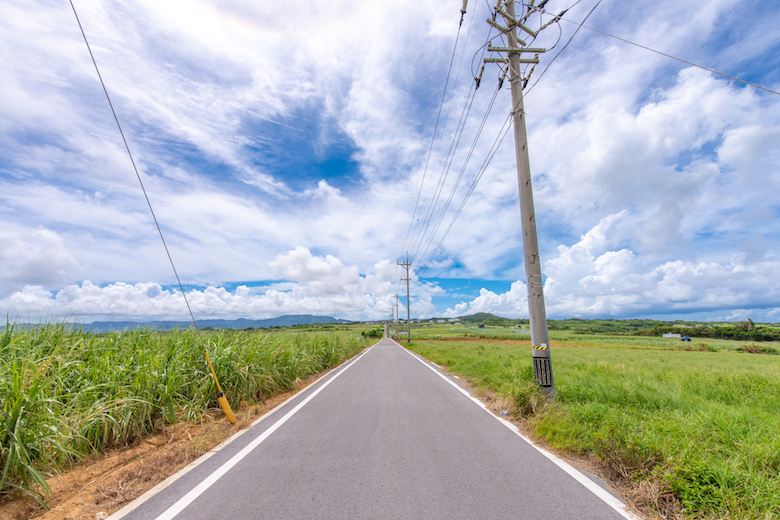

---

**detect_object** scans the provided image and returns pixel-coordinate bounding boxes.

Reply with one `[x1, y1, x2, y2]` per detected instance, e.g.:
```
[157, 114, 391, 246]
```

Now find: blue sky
[1, 0, 779, 322]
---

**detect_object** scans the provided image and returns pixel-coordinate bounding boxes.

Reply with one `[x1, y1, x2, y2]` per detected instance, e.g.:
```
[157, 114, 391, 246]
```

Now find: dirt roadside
[0, 389, 299, 520]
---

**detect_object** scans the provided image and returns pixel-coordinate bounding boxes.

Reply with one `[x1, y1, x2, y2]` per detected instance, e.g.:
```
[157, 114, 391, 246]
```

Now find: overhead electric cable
[407, 18, 482, 268]
[417, 109, 513, 276]
[409, 83, 479, 264]
[408, 10, 501, 267]
[69, 0, 236, 422]
[401, 2, 474, 258]
[556, 16, 780, 97]
[396, 2, 475, 298]
[417, 0, 780, 286]
[400, 5, 470, 258]
[524, 0, 602, 94]
[414, 82, 502, 270]
[416, 0, 590, 276]
[69, 0, 198, 332]
[404, 0, 599, 291]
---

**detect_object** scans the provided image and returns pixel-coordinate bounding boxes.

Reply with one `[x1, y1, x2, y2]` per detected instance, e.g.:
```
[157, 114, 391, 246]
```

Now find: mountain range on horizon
[84, 314, 349, 333]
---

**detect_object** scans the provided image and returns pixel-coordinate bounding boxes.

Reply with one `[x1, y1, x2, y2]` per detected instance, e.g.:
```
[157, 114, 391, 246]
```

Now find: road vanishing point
[112, 338, 638, 520]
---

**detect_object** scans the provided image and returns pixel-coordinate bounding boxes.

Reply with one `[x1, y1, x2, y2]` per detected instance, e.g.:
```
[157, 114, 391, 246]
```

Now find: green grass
[0, 323, 370, 506]
[408, 337, 780, 519]
[409, 323, 780, 354]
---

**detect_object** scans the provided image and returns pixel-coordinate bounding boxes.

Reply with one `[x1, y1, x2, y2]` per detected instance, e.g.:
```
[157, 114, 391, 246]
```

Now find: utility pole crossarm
[487, 44, 546, 53]
[485, 57, 539, 64]
[487, 18, 527, 45]
[494, 7, 538, 38]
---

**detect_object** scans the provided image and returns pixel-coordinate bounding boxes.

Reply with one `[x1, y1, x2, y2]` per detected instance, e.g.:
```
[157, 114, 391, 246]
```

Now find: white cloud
[0, 228, 80, 296]
[533, 68, 771, 246]
[0, 248, 402, 321]
[443, 281, 528, 318]
[443, 214, 780, 319]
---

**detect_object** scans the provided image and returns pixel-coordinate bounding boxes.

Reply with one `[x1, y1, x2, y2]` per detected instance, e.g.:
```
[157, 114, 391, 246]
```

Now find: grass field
[0, 323, 370, 506]
[400, 322, 780, 354]
[5, 318, 778, 517]
[408, 335, 780, 519]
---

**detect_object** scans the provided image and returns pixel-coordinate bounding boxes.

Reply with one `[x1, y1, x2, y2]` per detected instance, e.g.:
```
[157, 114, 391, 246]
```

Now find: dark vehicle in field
[681, 335, 691, 342]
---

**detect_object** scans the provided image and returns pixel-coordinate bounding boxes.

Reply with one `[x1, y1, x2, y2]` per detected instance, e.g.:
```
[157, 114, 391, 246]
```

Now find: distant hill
[85, 315, 348, 332]
[458, 312, 512, 324]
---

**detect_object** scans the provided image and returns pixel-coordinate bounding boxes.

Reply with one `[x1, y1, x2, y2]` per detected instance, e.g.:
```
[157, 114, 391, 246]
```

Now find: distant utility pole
[395, 295, 400, 340]
[485, 0, 554, 395]
[397, 254, 412, 343]
[388, 307, 393, 338]
[389, 306, 395, 338]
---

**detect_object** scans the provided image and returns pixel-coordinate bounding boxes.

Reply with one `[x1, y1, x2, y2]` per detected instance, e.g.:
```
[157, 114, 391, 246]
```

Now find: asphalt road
[113, 338, 636, 520]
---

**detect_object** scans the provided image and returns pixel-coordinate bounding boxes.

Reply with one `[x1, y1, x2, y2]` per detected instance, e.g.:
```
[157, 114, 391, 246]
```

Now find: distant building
[662, 333, 682, 338]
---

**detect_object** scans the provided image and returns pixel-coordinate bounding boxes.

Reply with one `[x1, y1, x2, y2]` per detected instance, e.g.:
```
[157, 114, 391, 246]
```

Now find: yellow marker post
[204, 350, 237, 424]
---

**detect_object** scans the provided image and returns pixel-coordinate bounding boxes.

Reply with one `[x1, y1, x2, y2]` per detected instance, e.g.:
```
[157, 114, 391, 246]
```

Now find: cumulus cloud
[444, 214, 780, 320]
[0, 228, 80, 296]
[1, 248, 402, 321]
[533, 67, 775, 252]
[443, 281, 528, 317]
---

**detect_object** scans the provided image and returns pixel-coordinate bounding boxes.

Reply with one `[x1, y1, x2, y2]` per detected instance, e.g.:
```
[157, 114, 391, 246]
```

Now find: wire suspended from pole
[68, 0, 236, 423]
[395, 1, 472, 299]
[556, 15, 780, 97]
[414, 82, 502, 273]
[399, 1, 471, 260]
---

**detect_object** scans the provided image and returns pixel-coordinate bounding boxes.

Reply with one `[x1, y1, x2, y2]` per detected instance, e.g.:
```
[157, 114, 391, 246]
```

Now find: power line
[556, 16, 780, 97]
[407, 10, 504, 268]
[400, 10, 469, 257]
[523, 0, 602, 95]
[416, 0, 605, 271]
[401, 0, 610, 295]
[409, 83, 479, 264]
[68, 0, 236, 422]
[411, 0, 780, 308]
[407, 42, 483, 266]
[401, 3, 519, 303]
[414, 1, 563, 276]
[417, 107, 514, 277]
[415, 82, 502, 270]
[396, 1, 476, 298]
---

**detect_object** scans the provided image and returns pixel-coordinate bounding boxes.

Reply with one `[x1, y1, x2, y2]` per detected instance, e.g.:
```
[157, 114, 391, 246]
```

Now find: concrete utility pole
[397, 254, 412, 343]
[487, 0, 553, 394]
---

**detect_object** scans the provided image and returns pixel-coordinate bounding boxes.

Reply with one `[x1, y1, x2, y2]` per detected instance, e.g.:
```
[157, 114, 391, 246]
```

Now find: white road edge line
[108, 365, 334, 520]
[397, 341, 641, 520]
[109, 343, 374, 520]
[153, 345, 373, 520]
[110, 367, 334, 520]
